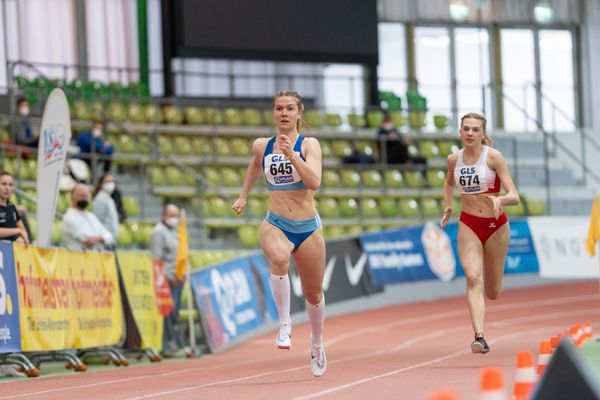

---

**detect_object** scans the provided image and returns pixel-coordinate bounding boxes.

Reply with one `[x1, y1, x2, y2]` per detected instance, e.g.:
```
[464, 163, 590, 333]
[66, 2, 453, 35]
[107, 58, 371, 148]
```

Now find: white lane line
[1, 292, 596, 400]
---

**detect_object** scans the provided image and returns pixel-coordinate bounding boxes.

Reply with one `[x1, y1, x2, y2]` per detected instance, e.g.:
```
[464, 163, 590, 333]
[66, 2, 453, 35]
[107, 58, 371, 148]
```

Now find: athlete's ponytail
[460, 112, 494, 146]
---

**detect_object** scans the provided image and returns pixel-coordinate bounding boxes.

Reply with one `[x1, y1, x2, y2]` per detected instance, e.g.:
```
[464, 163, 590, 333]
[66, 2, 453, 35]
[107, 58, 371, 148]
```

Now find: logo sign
[36, 89, 72, 247]
[0, 242, 22, 353]
[421, 222, 456, 282]
[152, 259, 174, 317]
[190, 257, 264, 352]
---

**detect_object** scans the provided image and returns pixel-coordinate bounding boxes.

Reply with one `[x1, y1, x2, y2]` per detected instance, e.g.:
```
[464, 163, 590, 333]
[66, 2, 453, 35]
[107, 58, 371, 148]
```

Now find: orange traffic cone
[480, 367, 506, 400]
[570, 324, 583, 347]
[550, 335, 560, 352]
[512, 351, 536, 400]
[584, 321, 593, 340]
[537, 340, 552, 377]
[429, 390, 459, 400]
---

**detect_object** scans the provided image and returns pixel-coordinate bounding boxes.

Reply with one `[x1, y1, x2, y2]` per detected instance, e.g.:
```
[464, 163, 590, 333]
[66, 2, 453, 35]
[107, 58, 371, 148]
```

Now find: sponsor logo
[460, 167, 476, 174]
[489, 223, 496, 228]
[211, 268, 255, 337]
[463, 186, 482, 193]
[42, 123, 67, 165]
[421, 222, 456, 282]
[0, 250, 14, 345]
[274, 176, 294, 184]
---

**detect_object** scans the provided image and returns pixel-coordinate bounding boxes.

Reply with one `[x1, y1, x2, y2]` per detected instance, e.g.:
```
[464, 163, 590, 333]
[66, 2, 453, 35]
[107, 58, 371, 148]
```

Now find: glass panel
[539, 30, 576, 131]
[322, 64, 365, 116]
[455, 28, 492, 128]
[378, 23, 407, 108]
[415, 27, 451, 130]
[501, 29, 536, 132]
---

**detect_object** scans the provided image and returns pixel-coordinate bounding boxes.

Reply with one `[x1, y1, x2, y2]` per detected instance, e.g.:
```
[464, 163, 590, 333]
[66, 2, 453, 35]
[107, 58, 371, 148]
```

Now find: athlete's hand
[276, 135, 293, 158]
[231, 197, 246, 215]
[486, 195, 503, 219]
[440, 208, 452, 229]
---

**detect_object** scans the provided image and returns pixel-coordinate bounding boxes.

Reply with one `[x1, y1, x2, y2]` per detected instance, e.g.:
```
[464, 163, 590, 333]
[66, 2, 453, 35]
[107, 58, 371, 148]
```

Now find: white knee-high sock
[270, 274, 291, 325]
[306, 296, 325, 347]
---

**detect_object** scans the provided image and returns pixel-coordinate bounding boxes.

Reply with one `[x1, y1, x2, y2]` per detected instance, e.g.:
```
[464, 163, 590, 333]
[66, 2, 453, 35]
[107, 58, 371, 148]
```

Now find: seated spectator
[12, 97, 38, 149]
[76, 121, 114, 173]
[377, 114, 426, 166]
[62, 184, 114, 251]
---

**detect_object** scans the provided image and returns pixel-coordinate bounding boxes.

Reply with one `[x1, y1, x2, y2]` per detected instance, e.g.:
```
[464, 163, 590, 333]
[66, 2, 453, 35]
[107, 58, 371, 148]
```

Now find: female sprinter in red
[232, 90, 327, 377]
[440, 113, 519, 353]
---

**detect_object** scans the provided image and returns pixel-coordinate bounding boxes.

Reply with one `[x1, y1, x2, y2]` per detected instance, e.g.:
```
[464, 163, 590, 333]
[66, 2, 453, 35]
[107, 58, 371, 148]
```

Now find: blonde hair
[460, 112, 494, 146]
[273, 90, 308, 132]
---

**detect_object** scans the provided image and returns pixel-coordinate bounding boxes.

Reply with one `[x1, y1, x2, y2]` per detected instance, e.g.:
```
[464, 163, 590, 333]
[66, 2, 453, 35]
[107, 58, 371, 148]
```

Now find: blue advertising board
[359, 223, 456, 286]
[0, 241, 21, 353]
[444, 219, 539, 276]
[190, 255, 275, 352]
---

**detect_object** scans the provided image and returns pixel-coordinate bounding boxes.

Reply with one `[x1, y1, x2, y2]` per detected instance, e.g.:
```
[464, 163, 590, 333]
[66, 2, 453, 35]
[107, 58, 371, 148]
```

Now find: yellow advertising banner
[13, 243, 124, 351]
[118, 251, 163, 351]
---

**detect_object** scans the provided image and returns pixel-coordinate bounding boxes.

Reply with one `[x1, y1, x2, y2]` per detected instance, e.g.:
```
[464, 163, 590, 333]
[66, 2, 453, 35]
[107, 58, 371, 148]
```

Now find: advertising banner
[190, 256, 272, 352]
[289, 237, 383, 313]
[118, 252, 164, 351]
[360, 223, 456, 286]
[445, 219, 539, 277]
[0, 242, 21, 353]
[13, 243, 123, 351]
[36, 88, 71, 247]
[528, 216, 598, 278]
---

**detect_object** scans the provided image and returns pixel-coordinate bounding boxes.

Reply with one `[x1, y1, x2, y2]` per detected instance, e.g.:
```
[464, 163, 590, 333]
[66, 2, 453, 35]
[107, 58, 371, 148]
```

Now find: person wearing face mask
[62, 184, 115, 251]
[151, 203, 189, 357]
[377, 114, 426, 166]
[92, 174, 119, 243]
[76, 120, 115, 173]
[12, 97, 39, 149]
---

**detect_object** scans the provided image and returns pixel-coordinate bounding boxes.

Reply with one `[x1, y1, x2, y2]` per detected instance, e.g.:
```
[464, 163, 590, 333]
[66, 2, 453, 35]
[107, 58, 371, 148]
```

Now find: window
[377, 23, 407, 108]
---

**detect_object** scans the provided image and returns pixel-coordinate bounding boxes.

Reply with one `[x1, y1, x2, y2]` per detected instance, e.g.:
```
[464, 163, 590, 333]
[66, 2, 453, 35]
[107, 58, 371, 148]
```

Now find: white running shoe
[276, 323, 292, 349]
[311, 344, 327, 377]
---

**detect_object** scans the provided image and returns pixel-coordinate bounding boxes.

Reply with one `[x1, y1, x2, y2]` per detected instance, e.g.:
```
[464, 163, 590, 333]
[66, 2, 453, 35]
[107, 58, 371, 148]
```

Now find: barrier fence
[0, 216, 595, 363]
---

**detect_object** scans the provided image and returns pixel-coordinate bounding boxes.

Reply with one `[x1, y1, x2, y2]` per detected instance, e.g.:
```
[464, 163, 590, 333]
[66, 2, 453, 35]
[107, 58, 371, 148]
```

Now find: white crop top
[453, 145, 501, 195]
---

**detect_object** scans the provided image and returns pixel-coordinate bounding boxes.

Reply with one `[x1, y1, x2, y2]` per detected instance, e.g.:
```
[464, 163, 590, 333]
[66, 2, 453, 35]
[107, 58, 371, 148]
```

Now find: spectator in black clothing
[111, 185, 127, 223]
[12, 97, 38, 149]
[377, 114, 426, 166]
[0, 171, 29, 243]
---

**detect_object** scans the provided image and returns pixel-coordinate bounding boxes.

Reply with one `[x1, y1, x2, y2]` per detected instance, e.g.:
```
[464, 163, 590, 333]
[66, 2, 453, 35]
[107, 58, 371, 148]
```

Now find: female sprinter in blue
[440, 113, 519, 354]
[232, 90, 326, 377]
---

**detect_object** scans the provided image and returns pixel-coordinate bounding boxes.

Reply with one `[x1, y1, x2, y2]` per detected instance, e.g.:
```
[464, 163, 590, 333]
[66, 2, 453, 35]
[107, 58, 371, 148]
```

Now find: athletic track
[1, 281, 597, 399]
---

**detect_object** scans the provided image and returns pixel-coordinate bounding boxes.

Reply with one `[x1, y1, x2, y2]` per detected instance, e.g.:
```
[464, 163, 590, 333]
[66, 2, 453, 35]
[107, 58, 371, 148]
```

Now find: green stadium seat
[208, 196, 230, 217]
[409, 111, 427, 129]
[157, 136, 174, 154]
[504, 201, 526, 217]
[123, 196, 140, 217]
[247, 197, 268, 216]
[355, 140, 376, 157]
[361, 170, 382, 188]
[262, 109, 275, 126]
[320, 140, 331, 158]
[324, 225, 345, 239]
[385, 169, 404, 188]
[220, 167, 242, 187]
[204, 108, 224, 125]
[419, 140, 441, 158]
[422, 197, 441, 217]
[408, 144, 420, 158]
[238, 225, 260, 248]
[213, 138, 231, 156]
[305, 111, 324, 128]
[164, 106, 184, 124]
[331, 140, 353, 158]
[438, 140, 460, 157]
[322, 169, 341, 188]
[184, 107, 204, 125]
[107, 102, 127, 122]
[174, 136, 192, 155]
[404, 170, 424, 188]
[346, 225, 364, 236]
[526, 198, 546, 216]
[434, 115, 451, 130]
[144, 104, 163, 124]
[324, 113, 342, 127]
[340, 170, 360, 188]
[367, 110, 384, 128]
[242, 108, 263, 126]
[117, 223, 134, 248]
[203, 166, 220, 186]
[72, 101, 93, 120]
[316, 197, 339, 218]
[398, 198, 420, 218]
[118, 135, 137, 153]
[348, 113, 366, 128]
[165, 166, 183, 186]
[191, 137, 212, 155]
[389, 110, 406, 127]
[361, 198, 379, 218]
[224, 108, 243, 126]
[230, 138, 251, 157]
[339, 197, 359, 217]
[426, 169, 447, 188]
[379, 196, 399, 217]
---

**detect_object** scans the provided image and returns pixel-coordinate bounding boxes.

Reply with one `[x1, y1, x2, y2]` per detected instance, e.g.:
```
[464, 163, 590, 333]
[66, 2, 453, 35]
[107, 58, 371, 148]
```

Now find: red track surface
[1, 281, 598, 399]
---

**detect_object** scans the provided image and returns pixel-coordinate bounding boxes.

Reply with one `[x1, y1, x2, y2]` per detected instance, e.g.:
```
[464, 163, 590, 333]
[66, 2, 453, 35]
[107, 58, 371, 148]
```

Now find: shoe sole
[312, 368, 326, 377]
[471, 342, 490, 354]
[277, 344, 291, 350]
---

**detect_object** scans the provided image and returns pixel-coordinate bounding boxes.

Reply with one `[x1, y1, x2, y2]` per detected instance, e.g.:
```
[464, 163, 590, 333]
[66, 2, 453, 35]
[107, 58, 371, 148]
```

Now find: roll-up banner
[36, 88, 72, 248]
